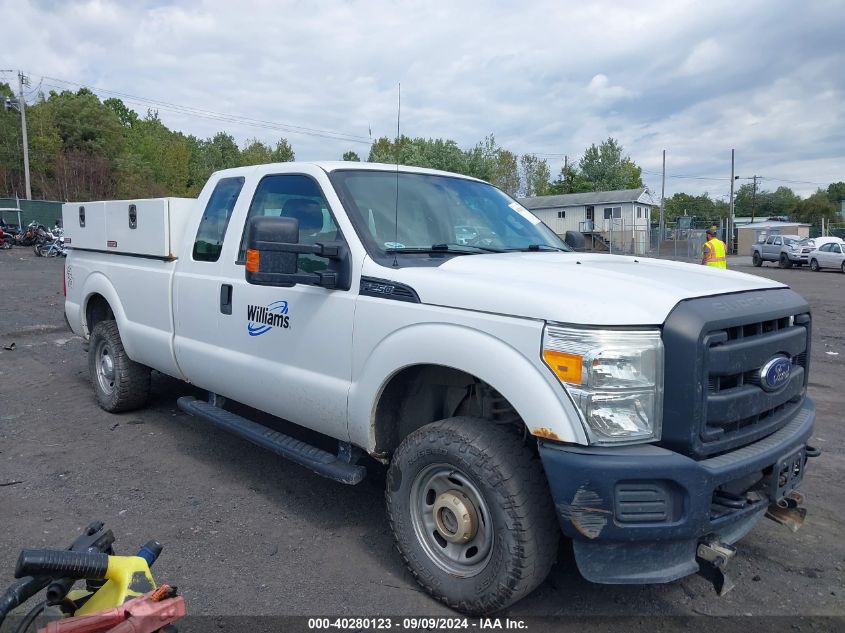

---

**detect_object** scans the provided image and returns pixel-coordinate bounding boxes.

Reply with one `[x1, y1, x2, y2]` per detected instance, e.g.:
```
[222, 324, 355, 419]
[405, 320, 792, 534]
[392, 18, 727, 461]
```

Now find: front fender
[347, 321, 587, 453]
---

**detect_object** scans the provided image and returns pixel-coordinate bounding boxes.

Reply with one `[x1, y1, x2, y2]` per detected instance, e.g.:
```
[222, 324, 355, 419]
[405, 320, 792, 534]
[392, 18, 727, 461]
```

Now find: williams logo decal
[246, 300, 290, 336]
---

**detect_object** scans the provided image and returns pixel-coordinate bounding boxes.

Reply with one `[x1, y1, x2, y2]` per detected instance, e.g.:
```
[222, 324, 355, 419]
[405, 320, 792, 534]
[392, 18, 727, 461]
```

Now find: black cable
[13, 600, 45, 633]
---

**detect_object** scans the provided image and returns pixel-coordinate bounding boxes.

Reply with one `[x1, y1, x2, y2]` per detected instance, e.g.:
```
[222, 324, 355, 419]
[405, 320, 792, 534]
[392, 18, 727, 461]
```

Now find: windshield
[330, 170, 568, 262]
[783, 237, 799, 246]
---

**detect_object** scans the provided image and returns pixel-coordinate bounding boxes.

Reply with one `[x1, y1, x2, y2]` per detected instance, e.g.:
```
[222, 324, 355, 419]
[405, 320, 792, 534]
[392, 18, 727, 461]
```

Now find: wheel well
[373, 364, 523, 456]
[85, 294, 114, 335]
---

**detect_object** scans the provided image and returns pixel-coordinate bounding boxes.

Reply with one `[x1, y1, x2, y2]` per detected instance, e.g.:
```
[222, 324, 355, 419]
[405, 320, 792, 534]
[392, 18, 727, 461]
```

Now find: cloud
[0, 0, 842, 198]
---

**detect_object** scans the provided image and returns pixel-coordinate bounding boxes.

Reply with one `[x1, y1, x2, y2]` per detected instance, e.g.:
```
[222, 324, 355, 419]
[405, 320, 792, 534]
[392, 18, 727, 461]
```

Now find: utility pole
[17, 71, 32, 200]
[728, 149, 735, 253]
[750, 174, 758, 223]
[659, 149, 666, 242]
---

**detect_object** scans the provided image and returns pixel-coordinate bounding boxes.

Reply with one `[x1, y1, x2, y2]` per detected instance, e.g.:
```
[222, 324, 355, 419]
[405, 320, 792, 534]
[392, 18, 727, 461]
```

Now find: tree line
[662, 182, 845, 226]
[1, 83, 840, 226]
[0, 84, 644, 201]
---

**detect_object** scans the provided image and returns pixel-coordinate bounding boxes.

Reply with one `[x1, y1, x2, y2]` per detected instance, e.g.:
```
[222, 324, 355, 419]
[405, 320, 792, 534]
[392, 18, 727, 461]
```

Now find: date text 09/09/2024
[307, 617, 527, 630]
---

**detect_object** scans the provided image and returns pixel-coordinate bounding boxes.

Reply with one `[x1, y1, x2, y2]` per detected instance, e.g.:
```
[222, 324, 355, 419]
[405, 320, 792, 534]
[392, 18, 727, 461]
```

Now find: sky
[1, 0, 843, 200]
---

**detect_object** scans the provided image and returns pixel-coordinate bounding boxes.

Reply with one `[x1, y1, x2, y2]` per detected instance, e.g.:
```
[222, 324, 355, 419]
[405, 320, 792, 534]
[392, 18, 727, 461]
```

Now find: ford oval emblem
[760, 356, 792, 392]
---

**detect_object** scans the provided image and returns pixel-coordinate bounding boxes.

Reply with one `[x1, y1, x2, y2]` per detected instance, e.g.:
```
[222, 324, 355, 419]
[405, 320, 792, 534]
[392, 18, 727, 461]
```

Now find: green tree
[270, 138, 295, 162]
[342, 151, 360, 161]
[663, 192, 716, 222]
[769, 186, 800, 218]
[493, 149, 520, 196]
[519, 154, 551, 197]
[827, 182, 845, 205]
[103, 98, 138, 127]
[548, 163, 592, 194]
[578, 138, 644, 191]
[794, 190, 838, 225]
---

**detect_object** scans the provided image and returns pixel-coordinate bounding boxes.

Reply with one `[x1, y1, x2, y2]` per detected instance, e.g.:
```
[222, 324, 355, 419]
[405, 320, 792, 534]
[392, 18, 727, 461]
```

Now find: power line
[32, 73, 373, 145]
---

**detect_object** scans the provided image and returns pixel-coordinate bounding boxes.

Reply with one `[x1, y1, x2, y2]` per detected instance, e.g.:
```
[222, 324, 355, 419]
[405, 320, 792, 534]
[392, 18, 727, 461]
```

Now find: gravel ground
[0, 250, 843, 627]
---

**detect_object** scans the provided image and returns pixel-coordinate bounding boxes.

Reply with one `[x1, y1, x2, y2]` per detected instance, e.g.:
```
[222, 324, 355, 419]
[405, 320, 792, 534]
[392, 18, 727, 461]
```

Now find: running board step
[177, 396, 366, 485]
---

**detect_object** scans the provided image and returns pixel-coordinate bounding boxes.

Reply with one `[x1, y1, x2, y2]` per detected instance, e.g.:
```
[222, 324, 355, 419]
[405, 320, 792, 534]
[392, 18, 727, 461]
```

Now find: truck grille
[661, 289, 811, 459]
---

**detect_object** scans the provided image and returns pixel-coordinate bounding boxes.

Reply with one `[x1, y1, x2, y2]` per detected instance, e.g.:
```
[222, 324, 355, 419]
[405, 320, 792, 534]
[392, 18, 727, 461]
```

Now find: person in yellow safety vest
[701, 228, 727, 268]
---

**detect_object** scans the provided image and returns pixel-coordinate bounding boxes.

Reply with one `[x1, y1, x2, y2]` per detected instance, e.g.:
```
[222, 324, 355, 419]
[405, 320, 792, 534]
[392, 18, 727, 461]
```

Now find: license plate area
[769, 447, 806, 501]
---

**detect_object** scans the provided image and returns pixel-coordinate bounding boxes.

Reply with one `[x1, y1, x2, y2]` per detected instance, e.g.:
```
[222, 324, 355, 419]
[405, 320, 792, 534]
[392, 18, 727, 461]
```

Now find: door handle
[220, 284, 233, 315]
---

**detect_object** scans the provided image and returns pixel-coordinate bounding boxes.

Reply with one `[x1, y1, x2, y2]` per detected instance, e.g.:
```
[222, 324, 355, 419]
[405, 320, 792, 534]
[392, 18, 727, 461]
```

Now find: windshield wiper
[386, 243, 505, 254]
[506, 244, 567, 252]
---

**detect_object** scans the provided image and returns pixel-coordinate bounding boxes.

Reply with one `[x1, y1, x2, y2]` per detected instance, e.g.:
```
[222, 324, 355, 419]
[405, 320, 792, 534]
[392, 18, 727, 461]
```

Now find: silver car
[809, 241, 845, 272]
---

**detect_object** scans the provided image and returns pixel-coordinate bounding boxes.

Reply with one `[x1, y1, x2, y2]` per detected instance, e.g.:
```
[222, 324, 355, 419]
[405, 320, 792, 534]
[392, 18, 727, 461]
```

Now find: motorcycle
[0, 226, 12, 249]
[35, 235, 66, 257]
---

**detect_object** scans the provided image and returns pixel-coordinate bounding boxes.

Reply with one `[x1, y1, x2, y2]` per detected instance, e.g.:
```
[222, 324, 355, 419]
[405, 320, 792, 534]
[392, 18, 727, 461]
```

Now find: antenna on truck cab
[392, 83, 401, 268]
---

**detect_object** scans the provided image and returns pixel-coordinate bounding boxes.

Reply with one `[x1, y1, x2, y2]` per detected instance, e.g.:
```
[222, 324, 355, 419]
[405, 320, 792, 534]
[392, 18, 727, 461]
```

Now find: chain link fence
[578, 218, 714, 261]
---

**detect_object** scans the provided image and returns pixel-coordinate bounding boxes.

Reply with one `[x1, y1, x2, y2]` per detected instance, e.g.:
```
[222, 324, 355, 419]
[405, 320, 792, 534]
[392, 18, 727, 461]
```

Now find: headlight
[542, 326, 664, 445]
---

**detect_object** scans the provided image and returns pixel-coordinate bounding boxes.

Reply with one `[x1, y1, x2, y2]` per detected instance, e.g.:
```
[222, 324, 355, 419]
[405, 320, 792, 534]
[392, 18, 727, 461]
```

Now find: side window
[613, 207, 622, 219]
[774, 237, 782, 246]
[765, 236, 775, 245]
[603, 207, 613, 219]
[238, 174, 339, 273]
[193, 177, 245, 262]
[820, 244, 832, 252]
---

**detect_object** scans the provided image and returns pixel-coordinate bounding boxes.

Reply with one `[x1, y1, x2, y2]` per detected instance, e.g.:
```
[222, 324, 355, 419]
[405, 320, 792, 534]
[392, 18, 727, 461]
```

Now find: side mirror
[564, 230, 586, 252]
[245, 216, 342, 288]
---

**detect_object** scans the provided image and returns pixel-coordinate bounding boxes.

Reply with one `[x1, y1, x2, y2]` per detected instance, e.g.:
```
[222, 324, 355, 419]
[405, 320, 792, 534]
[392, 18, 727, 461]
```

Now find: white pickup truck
[63, 162, 818, 614]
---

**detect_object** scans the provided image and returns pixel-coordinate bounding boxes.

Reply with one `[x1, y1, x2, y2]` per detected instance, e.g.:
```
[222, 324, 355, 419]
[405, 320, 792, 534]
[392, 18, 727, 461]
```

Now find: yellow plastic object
[75, 555, 157, 615]
[542, 349, 583, 385]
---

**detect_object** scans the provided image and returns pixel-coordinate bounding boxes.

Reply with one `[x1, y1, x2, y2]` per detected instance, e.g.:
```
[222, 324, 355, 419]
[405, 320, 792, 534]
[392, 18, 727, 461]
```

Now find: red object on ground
[38, 589, 186, 633]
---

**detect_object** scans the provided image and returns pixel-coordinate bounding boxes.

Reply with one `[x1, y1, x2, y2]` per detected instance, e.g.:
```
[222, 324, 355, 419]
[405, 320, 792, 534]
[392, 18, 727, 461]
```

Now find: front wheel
[841, 261, 845, 274]
[810, 259, 820, 272]
[752, 252, 762, 267]
[386, 417, 559, 615]
[779, 254, 792, 269]
[88, 320, 150, 412]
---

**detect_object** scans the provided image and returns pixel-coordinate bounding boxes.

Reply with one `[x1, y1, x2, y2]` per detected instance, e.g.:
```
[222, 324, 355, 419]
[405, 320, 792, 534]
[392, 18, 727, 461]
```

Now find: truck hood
[369, 253, 784, 325]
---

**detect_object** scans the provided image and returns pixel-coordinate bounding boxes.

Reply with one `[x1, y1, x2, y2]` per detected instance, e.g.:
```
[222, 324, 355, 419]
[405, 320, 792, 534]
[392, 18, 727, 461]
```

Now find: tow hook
[765, 490, 807, 532]
[696, 539, 737, 596]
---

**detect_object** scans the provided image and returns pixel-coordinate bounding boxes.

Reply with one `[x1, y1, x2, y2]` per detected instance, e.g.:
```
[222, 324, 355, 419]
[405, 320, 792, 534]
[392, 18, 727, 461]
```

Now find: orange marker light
[543, 350, 583, 385]
[245, 249, 260, 273]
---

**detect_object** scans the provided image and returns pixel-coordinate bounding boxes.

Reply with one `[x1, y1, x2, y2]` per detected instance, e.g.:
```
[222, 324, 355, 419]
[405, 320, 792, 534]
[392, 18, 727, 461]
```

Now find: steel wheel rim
[409, 463, 494, 577]
[95, 339, 116, 395]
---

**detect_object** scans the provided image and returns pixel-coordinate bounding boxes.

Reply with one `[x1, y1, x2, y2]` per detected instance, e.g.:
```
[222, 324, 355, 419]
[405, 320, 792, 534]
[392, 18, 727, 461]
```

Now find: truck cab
[63, 162, 818, 614]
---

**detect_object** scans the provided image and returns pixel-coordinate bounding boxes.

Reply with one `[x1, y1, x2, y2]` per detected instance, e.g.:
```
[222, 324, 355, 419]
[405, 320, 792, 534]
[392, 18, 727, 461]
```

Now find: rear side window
[193, 177, 245, 262]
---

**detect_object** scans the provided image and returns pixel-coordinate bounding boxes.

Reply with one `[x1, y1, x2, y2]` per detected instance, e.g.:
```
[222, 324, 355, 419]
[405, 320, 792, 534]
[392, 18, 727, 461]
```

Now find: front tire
[779, 254, 792, 268]
[810, 258, 820, 272]
[386, 417, 559, 615]
[752, 252, 762, 267]
[88, 320, 150, 412]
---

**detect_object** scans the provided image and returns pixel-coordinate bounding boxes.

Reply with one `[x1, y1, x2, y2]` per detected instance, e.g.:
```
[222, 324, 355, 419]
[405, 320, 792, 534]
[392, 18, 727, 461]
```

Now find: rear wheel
[752, 252, 762, 267]
[386, 417, 559, 615]
[841, 261, 845, 274]
[779, 254, 792, 268]
[810, 258, 820, 272]
[88, 320, 150, 412]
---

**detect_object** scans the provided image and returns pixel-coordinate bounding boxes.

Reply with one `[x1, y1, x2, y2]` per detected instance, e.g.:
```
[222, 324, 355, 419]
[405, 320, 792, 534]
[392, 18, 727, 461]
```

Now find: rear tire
[752, 252, 762, 267]
[386, 417, 559, 615]
[810, 258, 820, 272]
[841, 261, 845, 274]
[88, 320, 150, 412]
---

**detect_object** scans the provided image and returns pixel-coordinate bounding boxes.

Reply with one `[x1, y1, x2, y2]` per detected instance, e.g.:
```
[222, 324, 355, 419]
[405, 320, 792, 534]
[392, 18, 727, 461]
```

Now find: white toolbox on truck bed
[62, 197, 195, 258]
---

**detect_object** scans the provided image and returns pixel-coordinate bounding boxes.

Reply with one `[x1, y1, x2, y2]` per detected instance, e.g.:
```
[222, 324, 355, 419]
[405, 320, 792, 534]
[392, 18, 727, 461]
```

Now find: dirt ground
[0, 249, 843, 626]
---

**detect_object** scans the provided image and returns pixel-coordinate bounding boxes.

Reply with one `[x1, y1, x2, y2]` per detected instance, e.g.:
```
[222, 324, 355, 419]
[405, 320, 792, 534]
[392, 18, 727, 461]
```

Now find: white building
[520, 188, 658, 254]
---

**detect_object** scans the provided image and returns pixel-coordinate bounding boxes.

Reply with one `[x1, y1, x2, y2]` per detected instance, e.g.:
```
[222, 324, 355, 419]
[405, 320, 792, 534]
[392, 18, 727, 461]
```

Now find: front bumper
[539, 398, 815, 584]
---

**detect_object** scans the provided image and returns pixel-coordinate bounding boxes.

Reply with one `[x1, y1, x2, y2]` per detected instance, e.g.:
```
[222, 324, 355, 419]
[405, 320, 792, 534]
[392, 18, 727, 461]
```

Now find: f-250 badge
[247, 300, 290, 336]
